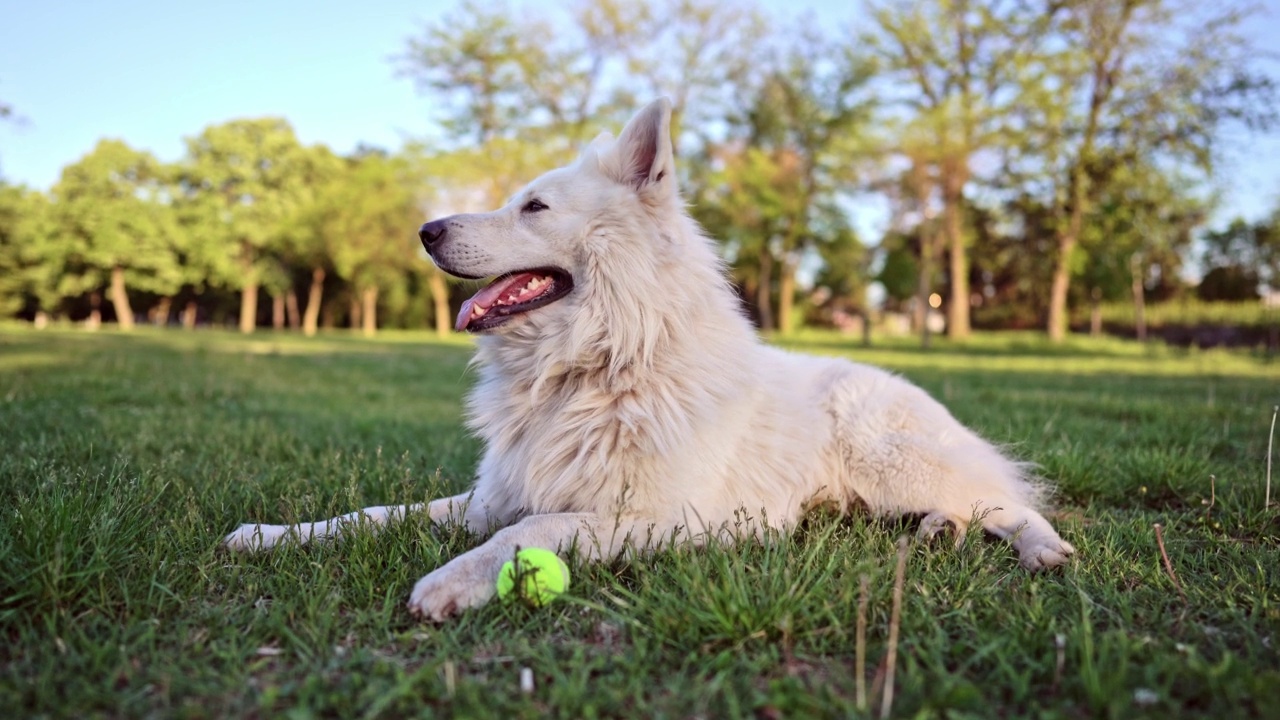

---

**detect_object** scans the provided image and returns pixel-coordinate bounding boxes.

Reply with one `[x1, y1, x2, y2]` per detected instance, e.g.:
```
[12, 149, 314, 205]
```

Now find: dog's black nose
[419, 219, 447, 249]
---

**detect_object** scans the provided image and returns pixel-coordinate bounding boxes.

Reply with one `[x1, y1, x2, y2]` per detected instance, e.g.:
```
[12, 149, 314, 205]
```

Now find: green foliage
[47, 140, 183, 300]
[864, 0, 1053, 337]
[1199, 216, 1280, 300]
[1014, 0, 1275, 338]
[0, 184, 42, 315]
[876, 235, 918, 305]
[176, 118, 316, 291]
[694, 27, 877, 331]
[326, 152, 423, 293]
[1, 328, 1277, 717]
[1197, 267, 1260, 302]
[398, 0, 562, 144]
[1, 0, 1278, 340]
[275, 144, 346, 275]
[1078, 160, 1204, 300]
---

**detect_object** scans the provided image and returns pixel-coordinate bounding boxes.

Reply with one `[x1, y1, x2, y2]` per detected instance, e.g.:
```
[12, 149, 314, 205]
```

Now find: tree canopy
[0, 0, 1276, 342]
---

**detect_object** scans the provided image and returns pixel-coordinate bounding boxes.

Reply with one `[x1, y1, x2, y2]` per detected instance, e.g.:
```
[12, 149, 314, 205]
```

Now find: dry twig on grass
[1153, 523, 1188, 607]
[1266, 406, 1277, 510]
[856, 574, 869, 712]
[881, 536, 909, 720]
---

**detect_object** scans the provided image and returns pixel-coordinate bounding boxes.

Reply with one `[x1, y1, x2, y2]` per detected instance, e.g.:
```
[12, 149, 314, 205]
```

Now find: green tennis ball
[496, 548, 570, 607]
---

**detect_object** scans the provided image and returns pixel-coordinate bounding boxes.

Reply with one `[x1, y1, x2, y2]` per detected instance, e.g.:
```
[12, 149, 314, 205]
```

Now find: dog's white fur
[223, 99, 1075, 620]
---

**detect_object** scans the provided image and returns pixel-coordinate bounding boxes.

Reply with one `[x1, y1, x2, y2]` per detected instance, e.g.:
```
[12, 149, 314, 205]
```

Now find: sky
[2, 0, 1279, 232]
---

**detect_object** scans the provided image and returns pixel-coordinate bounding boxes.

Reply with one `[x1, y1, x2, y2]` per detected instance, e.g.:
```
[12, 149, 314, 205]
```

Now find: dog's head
[418, 98, 679, 335]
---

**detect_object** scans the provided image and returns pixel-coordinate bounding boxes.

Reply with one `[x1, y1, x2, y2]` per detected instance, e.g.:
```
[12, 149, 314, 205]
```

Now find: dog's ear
[588, 131, 614, 150]
[603, 98, 674, 198]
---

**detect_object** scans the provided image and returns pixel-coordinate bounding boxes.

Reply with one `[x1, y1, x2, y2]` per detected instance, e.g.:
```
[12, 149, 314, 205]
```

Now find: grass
[1, 325, 1278, 718]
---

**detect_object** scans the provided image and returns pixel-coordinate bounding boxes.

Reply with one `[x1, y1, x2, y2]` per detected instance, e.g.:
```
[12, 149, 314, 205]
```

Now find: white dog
[224, 99, 1075, 620]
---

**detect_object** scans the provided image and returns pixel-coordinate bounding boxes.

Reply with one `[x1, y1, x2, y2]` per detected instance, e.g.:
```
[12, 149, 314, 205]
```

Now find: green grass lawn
[1, 326, 1278, 718]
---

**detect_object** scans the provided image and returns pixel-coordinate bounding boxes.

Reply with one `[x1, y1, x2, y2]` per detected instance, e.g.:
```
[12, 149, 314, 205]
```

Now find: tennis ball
[496, 548, 570, 607]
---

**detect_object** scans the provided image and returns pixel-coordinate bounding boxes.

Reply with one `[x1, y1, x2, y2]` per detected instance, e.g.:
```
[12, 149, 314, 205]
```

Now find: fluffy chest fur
[464, 323, 849, 537]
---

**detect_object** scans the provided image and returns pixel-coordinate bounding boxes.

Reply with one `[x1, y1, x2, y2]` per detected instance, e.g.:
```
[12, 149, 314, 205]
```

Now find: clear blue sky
[2, 0, 1278, 227]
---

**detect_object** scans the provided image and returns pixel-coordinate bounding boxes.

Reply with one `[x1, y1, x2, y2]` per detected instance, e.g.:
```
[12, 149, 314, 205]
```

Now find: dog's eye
[522, 198, 549, 213]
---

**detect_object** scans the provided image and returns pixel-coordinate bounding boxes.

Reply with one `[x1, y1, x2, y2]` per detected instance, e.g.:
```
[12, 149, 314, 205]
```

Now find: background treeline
[0, 0, 1278, 344]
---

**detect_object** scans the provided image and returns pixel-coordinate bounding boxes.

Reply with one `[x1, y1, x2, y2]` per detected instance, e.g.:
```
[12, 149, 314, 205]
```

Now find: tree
[326, 151, 425, 336]
[0, 187, 22, 316]
[1198, 214, 1280, 301]
[398, 0, 607, 151]
[810, 204, 870, 325]
[576, 0, 768, 142]
[696, 145, 798, 329]
[177, 118, 315, 333]
[1256, 211, 1280, 294]
[692, 27, 876, 333]
[876, 232, 921, 309]
[1029, 0, 1276, 341]
[0, 184, 39, 317]
[866, 0, 1049, 340]
[1078, 160, 1204, 338]
[747, 35, 876, 334]
[277, 144, 346, 336]
[399, 0, 768, 150]
[47, 140, 181, 330]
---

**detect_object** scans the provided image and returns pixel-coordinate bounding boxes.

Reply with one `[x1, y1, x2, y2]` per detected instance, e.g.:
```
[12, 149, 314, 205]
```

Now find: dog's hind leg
[975, 504, 1076, 571]
[848, 428, 1074, 570]
[931, 439, 1075, 570]
[222, 492, 486, 552]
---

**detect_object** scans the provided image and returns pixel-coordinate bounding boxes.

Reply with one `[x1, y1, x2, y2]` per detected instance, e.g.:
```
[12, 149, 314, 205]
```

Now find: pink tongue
[454, 272, 546, 331]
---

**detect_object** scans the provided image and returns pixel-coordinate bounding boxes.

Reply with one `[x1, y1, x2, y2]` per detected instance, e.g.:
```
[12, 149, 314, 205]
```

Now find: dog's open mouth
[455, 268, 574, 332]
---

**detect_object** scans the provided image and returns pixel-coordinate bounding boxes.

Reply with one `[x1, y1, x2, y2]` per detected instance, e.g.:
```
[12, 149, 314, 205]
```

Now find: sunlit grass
[1, 326, 1277, 717]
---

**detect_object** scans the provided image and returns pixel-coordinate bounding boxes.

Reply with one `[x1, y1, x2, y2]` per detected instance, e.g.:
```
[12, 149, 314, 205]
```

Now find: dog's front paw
[222, 523, 288, 552]
[407, 563, 496, 621]
[1017, 537, 1076, 571]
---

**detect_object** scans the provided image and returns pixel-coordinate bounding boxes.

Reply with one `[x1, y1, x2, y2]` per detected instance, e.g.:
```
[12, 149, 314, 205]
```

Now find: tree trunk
[1130, 255, 1147, 342]
[1047, 233, 1075, 343]
[271, 293, 285, 330]
[361, 286, 378, 337]
[286, 290, 301, 330]
[756, 250, 775, 332]
[778, 260, 797, 335]
[239, 282, 258, 333]
[942, 169, 969, 340]
[153, 296, 172, 327]
[87, 290, 102, 331]
[1047, 9, 1126, 343]
[916, 230, 936, 350]
[428, 269, 451, 337]
[182, 301, 198, 330]
[303, 267, 325, 337]
[322, 300, 335, 329]
[109, 266, 135, 331]
[349, 295, 362, 330]
[1089, 287, 1102, 337]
